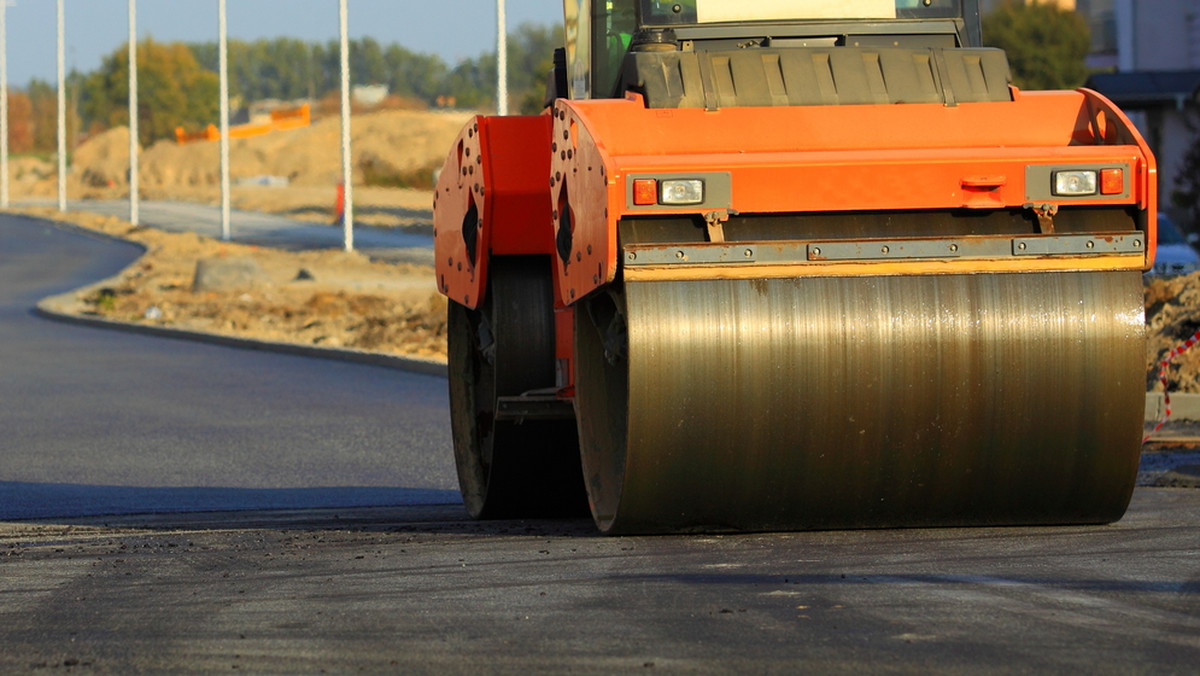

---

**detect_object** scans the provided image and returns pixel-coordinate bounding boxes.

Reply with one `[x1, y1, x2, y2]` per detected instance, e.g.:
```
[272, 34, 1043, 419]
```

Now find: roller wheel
[447, 257, 587, 518]
[575, 272, 1146, 534]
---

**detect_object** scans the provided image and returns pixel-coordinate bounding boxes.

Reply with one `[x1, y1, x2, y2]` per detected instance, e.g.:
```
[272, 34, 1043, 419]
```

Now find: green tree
[384, 44, 448, 102]
[440, 22, 562, 112]
[81, 39, 219, 145]
[982, 1, 1090, 91]
[20, 76, 84, 153]
[351, 37, 389, 86]
[507, 22, 561, 113]
[175, 27, 558, 114]
[443, 55, 495, 110]
[28, 79, 61, 152]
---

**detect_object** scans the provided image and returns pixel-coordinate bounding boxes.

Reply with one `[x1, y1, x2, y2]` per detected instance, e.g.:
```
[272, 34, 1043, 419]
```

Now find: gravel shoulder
[17, 205, 448, 362]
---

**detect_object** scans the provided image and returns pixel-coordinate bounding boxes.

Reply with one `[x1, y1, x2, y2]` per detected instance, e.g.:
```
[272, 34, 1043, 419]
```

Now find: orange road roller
[433, 0, 1157, 534]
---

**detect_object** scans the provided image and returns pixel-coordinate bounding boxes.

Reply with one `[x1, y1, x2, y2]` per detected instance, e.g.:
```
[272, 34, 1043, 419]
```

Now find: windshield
[640, 0, 964, 25]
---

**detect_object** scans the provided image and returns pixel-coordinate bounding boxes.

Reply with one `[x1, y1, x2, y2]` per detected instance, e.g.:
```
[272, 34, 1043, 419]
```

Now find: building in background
[981, 1, 1200, 226]
[1081, 0, 1200, 226]
[1076, 0, 1116, 70]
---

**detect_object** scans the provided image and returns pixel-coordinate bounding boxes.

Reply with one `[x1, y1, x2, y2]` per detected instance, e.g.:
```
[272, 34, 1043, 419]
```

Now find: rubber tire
[447, 257, 588, 519]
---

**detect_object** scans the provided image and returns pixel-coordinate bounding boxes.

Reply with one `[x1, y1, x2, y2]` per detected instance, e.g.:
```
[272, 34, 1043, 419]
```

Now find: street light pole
[1, 0, 8, 209]
[497, 0, 507, 115]
[219, 0, 231, 241]
[128, 0, 139, 225]
[339, 0, 353, 251]
[56, 0, 65, 212]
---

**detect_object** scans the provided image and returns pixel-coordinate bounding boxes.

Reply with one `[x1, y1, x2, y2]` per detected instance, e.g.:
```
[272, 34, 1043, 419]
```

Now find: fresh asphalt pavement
[3, 210, 1200, 672]
[3, 494, 1199, 672]
[0, 212, 457, 519]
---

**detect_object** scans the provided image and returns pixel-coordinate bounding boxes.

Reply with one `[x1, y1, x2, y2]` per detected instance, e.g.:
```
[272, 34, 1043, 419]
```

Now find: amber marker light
[633, 179, 658, 205]
[1100, 168, 1124, 195]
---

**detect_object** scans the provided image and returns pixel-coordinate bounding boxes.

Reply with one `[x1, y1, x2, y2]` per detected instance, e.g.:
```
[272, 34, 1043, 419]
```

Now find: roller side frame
[434, 114, 587, 519]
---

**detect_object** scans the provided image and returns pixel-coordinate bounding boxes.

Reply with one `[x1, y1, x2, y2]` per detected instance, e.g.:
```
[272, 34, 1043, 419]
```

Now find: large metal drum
[575, 270, 1146, 534]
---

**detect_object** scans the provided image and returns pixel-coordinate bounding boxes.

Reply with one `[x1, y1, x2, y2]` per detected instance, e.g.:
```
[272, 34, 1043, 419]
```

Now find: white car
[1150, 214, 1200, 277]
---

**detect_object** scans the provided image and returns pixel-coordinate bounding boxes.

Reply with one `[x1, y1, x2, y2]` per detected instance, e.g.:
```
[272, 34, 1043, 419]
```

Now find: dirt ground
[1145, 272, 1200, 392]
[26, 206, 447, 361]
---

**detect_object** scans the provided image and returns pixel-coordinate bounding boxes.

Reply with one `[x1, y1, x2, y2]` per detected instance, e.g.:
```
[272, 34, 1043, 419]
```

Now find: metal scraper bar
[622, 233, 1144, 266]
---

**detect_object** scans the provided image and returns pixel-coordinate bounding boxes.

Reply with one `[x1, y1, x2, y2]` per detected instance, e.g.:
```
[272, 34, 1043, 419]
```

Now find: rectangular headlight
[659, 179, 705, 205]
[1053, 170, 1097, 196]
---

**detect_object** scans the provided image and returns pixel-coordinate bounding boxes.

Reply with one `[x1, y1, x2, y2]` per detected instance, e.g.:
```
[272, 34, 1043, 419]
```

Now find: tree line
[7, 22, 560, 152]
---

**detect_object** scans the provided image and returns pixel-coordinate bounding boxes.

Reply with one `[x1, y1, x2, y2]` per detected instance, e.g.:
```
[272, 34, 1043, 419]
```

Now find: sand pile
[6, 108, 474, 228]
[105, 108, 474, 190]
[73, 125, 133, 189]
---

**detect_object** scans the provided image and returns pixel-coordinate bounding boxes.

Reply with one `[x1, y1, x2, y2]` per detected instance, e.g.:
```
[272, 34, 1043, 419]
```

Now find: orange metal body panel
[548, 89, 1157, 306]
[433, 115, 554, 308]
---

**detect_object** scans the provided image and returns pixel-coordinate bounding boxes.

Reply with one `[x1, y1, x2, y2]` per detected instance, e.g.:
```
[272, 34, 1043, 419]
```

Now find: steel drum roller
[575, 270, 1146, 534]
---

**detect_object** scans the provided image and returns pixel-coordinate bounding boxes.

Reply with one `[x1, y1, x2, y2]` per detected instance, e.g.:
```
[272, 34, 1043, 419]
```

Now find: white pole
[218, 0, 231, 240]
[339, 0, 353, 251]
[128, 0, 139, 225]
[0, 0, 8, 209]
[56, 0, 66, 211]
[497, 0, 507, 115]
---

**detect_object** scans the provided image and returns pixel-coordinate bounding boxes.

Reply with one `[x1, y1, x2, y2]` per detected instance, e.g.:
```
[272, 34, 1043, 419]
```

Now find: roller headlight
[660, 179, 705, 205]
[1053, 170, 1098, 196]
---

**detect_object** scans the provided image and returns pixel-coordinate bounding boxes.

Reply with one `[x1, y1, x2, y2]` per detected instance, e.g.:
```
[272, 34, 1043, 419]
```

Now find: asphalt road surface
[0, 213, 457, 519]
[3, 495, 1199, 674]
[3, 214, 1200, 673]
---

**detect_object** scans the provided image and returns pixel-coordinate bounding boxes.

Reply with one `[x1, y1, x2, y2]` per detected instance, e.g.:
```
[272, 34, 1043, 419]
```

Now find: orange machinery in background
[174, 103, 310, 144]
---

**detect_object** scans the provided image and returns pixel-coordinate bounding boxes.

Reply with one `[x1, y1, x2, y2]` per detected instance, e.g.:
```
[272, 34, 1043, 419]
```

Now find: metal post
[56, 0, 66, 211]
[0, 0, 8, 209]
[128, 0, 139, 225]
[338, 0, 353, 251]
[218, 0, 231, 240]
[497, 0, 507, 115]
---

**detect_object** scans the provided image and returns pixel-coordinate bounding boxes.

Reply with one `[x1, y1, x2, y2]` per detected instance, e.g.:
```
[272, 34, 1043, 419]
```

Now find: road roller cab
[434, 0, 1157, 534]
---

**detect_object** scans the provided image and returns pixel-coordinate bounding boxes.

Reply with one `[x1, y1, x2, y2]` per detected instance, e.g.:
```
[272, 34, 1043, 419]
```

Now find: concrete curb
[34, 298, 448, 378]
[1145, 393, 1200, 423]
[34, 292, 448, 378]
[27, 212, 448, 379]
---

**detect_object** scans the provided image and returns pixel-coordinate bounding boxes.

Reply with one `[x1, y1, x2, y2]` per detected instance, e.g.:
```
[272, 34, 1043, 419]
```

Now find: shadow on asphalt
[5, 485, 601, 538]
[27, 506, 601, 538]
[1, 482, 460, 521]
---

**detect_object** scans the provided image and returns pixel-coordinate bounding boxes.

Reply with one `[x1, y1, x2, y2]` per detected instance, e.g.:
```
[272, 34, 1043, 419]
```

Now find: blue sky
[2, 0, 562, 86]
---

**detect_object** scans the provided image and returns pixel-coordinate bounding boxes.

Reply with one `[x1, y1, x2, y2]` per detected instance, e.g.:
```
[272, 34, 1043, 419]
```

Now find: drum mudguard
[549, 88, 1157, 306]
[434, 115, 554, 309]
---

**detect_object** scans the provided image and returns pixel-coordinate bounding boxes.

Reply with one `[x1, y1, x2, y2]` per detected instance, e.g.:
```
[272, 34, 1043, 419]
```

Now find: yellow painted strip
[622, 255, 1146, 282]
